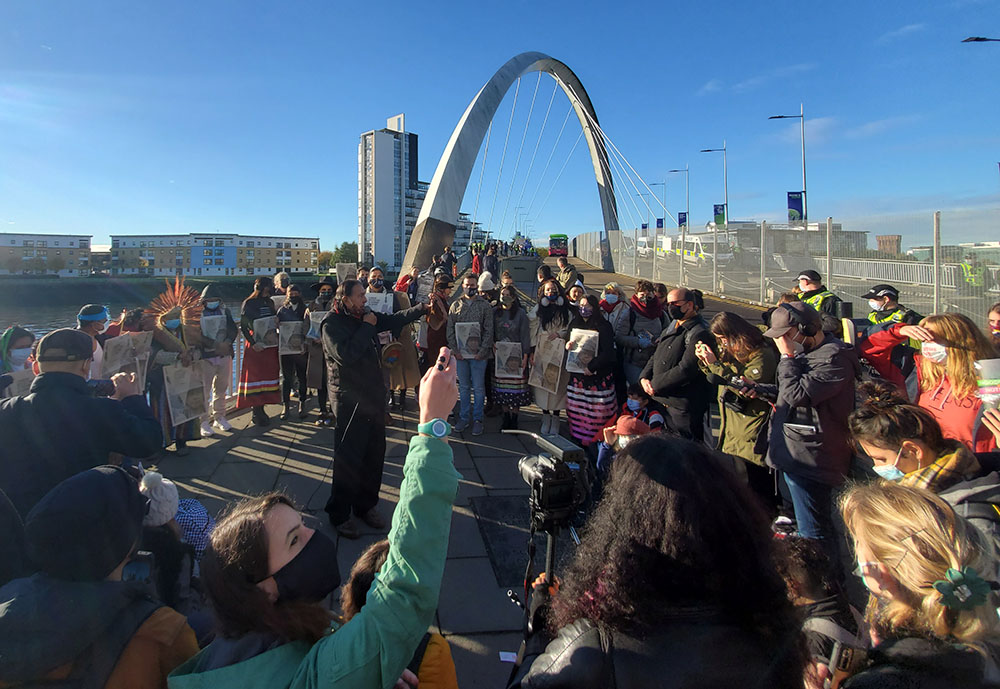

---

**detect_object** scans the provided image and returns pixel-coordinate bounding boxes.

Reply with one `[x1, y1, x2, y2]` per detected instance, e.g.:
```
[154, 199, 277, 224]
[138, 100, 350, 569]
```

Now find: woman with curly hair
[838, 481, 1000, 688]
[528, 278, 572, 435]
[859, 312, 998, 452]
[511, 433, 805, 688]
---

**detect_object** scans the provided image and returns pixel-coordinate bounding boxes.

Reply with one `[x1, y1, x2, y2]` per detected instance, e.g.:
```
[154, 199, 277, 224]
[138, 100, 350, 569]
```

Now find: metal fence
[573, 208, 1000, 326]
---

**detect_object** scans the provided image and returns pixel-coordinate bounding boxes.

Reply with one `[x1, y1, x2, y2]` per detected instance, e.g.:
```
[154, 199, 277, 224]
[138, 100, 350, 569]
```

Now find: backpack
[802, 613, 869, 689]
[938, 471, 1000, 549]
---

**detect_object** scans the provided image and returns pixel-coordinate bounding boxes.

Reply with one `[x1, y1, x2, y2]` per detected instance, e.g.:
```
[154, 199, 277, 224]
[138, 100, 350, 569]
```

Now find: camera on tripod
[510, 431, 589, 535]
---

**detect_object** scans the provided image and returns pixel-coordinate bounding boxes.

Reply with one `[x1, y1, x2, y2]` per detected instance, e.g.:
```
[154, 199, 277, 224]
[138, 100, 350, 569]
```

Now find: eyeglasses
[853, 561, 879, 578]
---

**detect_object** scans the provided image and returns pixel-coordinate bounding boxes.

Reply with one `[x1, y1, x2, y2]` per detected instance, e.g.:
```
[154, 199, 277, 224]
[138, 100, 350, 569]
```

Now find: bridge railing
[571, 208, 1000, 325]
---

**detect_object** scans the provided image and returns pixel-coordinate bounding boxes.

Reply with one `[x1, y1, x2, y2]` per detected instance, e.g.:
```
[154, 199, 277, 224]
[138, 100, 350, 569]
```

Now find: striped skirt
[566, 372, 618, 444]
[494, 372, 532, 407]
[237, 341, 281, 409]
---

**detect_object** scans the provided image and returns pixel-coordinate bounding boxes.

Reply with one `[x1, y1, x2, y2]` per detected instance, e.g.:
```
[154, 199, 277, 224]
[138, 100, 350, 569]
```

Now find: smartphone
[784, 423, 818, 434]
[122, 550, 155, 584]
[87, 379, 116, 397]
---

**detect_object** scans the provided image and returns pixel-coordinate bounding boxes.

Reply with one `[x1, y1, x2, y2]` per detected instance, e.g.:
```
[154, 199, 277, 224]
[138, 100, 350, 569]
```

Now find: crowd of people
[3, 246, 1000, 688]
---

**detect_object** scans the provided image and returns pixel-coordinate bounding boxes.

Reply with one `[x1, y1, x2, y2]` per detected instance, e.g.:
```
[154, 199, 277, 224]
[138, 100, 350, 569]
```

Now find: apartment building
[110, 233, 320, 276]
[1, 233, 92, 277]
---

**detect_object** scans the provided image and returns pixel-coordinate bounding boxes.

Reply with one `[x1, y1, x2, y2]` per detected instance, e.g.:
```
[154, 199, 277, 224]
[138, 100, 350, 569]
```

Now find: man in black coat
[321, 279, 427, 538]
[0, 329, 163, 518]
[638, 288, 715, 441]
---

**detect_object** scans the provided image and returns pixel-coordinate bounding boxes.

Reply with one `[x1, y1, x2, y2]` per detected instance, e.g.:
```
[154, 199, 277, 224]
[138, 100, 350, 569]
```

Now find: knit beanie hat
[139, 472, 179, 528]
[478, 272, 496, 291]
[25, 466, 146, 582]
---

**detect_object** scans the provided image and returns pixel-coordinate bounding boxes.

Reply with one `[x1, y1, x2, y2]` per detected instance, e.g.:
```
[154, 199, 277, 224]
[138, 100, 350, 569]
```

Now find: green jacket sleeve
[290, 435, 461, 689]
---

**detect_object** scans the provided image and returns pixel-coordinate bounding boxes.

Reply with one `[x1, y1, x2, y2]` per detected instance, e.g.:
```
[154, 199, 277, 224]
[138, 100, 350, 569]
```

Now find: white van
[657, 235, 732, 266]
[636, 237, 652, 257]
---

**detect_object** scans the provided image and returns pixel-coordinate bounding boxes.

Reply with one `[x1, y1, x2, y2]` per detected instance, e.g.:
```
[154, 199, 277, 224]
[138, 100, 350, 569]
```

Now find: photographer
[760, 302, 859, 550]
[172, 348, 461, 688]
[321, 279, 427, 539]
[0, 328, 162, 518]
[510, 434, 805, 688]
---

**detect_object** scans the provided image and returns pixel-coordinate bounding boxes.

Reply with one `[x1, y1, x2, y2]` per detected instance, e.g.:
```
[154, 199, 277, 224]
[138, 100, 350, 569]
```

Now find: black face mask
[289, 296, 302, 306]
[268, 529, 341, 602]
[317, 293, 332, 303]
[667, 304, 688, 321]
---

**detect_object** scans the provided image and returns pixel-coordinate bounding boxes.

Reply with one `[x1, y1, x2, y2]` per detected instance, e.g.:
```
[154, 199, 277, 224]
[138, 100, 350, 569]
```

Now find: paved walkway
[158, 400, 543, 688]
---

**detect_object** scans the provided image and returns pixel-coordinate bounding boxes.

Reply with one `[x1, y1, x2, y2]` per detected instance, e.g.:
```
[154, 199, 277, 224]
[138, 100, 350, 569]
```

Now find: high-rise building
[876, 234, 902, 255]
[358, 114, 419, 271]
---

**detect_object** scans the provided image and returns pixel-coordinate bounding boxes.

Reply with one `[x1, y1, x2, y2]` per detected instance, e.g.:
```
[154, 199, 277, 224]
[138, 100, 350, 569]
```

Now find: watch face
[431, 420, 448, 437]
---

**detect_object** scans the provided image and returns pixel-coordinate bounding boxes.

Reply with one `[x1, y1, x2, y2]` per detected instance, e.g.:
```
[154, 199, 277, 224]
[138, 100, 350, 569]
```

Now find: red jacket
[471, 255, 482, 276]
[860, 323, 996, 453]
[394, 274, 413, 293]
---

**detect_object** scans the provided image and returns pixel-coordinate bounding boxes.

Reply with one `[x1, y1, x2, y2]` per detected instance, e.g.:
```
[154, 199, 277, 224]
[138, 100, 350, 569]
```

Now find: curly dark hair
[849, 380, 950, 455]
[550, 434, 804, 683]
[536, 278, 569, 330]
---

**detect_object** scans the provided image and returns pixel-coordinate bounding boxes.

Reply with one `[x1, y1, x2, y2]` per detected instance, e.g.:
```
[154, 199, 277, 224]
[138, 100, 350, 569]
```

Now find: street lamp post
[768, 103, 808, 223]
[649, 181, 665, 281]
[699, 143, 727, 292]
[667, 166, 689, 285]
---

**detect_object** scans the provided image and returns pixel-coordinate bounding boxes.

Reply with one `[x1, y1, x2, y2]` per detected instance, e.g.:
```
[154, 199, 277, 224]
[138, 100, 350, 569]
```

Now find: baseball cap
[862, 284, 899, 300]
[795, 270, 822, 283]
[35, 328, 94, 362]
[763, 301, 821, 339]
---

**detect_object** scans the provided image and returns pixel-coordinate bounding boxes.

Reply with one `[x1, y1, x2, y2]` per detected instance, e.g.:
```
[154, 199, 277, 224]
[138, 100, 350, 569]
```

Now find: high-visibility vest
[868, 308, 907, 326]
[802, 290, 835, 313]
[961, 262, 985, 287]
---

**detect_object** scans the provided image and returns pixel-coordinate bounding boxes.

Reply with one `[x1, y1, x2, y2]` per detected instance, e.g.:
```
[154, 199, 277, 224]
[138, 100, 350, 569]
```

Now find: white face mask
[8, 347, 31, 369]
[868, 300, 884, 312]
[921, 341, 948, 364]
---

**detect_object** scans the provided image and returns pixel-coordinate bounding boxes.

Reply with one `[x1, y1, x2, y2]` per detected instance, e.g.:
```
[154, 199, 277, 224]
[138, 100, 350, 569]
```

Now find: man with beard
[322, 279, 427, 538]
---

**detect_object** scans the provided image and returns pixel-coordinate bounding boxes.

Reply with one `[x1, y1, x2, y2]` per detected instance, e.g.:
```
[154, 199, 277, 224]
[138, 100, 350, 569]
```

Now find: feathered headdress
[147, 276, 203, 352]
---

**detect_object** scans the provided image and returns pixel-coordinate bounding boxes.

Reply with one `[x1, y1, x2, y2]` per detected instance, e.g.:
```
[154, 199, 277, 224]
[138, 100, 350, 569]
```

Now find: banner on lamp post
[656, 218, 663, 229]
[787, 191, 805, 222]
[641, 223, 648, 230]
[678, 212, 687, 228]
[713, 204, 726, 226]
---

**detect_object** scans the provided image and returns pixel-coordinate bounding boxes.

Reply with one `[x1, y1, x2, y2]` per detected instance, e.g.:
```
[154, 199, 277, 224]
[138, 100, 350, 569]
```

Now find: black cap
[795, 270, 822, 282]
[862, 284, 899, 300]
[35, 328, 94, 362]
[763, 301, 821, 339]
[25, 466, 147, 581]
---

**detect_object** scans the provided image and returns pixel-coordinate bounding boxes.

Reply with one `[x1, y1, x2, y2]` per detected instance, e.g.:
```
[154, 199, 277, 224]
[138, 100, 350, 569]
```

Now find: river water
[0, 303, 239, 337]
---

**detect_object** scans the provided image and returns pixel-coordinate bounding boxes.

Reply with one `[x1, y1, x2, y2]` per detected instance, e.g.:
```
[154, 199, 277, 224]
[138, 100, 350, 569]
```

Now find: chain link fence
[572, 208, 1000, 327]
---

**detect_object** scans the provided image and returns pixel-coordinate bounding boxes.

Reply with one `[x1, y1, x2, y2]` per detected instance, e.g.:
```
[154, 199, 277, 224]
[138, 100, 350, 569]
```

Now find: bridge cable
[485, 77, 521, 237]
[598, 126, 643, 232]
[524, 104, 574, 221]
[497, 72, 542, 240]
[532, 129, 584, 223]
[511, 76, 559, 236]
[471, 120, 492, 237]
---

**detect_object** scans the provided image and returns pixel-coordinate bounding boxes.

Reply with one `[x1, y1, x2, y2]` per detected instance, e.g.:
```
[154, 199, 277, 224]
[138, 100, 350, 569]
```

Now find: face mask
[626, 398, 641, 412]
[615, 435, 635, 450]
[268, 529, 341, 602]
[500, 294, 515, 307]
[667, 304, 687, 321]
[8, 347, 31, 369]
[921, 341, 948, 363]
[465, 286, 477, 298]
[992, 326, 1000, 337]
[96, 321, 109, 334]
[289, 296, 302, 305]
[163, 318, 181, 330]
[868, 300, 884, 312]
[604, 294, 618, 305]
[579, 305, 593, 318]
[785, 333, 806, 356]
[318, 292, 332, 303]
[371, 278, 384, 289]
[638, 296, 649, 305]
[540, 296, 563, 307]
[205, 301, 221, 310]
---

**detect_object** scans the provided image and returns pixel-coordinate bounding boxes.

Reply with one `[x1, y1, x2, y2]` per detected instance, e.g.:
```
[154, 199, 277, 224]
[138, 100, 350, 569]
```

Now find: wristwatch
[417, 418, 452, 438]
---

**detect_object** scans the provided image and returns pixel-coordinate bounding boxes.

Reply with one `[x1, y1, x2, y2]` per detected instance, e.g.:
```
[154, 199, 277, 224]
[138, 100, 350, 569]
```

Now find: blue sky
[1, 0, 998, 252]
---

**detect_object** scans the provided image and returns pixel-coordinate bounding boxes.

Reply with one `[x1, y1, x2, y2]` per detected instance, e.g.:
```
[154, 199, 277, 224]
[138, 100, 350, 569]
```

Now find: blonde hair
[919, 313, 997, 398]
[840, 482, 1000, 647]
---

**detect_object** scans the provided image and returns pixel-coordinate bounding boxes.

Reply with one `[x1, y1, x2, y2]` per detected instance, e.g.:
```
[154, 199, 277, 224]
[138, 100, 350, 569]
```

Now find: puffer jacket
[512, 612, 802, 689]
[762, 335, 860, 486]
[614, 307, 665, 370]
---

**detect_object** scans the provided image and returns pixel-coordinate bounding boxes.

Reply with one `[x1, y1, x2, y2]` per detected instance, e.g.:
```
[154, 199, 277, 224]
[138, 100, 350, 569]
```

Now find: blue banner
[678, 212, 687, 228]
[713, 204, 726, 226]
[656, 218, 664, 229]
[787, 191, 804, 222]
[641, 223, 648, 230]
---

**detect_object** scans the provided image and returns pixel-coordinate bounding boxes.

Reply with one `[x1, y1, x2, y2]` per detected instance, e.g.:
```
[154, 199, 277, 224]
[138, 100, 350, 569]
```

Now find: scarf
[630, 294, 663, 320]
[599, 299, 617, 314]
[901, 442, 982, 493]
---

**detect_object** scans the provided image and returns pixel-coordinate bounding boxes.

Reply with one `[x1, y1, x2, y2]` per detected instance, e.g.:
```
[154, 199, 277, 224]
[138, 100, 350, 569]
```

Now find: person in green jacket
[695, 311, 779, 513]
[168, 346, 461, 689]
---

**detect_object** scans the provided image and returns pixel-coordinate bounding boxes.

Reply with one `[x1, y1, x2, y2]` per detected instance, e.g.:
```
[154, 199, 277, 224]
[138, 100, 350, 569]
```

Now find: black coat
[566, 314, 616, 380]
[322, 305, 424, 414]
[844, 636, 999, 689]
[0, 372, 163, 518]
[639, 316, 715, 412]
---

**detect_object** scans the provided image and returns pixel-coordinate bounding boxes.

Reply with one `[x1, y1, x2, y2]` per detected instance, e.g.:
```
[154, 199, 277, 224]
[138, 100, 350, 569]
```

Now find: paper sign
[528, 336, 565, 394]
[495, 341, 523, 379]
[366, 291, 394, 315]
[279, 321, 306, 355]
[163, 361, 208, 426]
[102, 331, 154, 386]
[201, 315, 227, 343]
[566, 329, 598, 374]
[415, 273, 435, 304]
[253, 316, 279, 349]
[307, 311, 328, 339]
[2, 369, 35, 398]
[336, 263, 357, 285]
[975, 358, 1000, 410]
[271, 295, 286, 313]
[455, 322, 482, 360]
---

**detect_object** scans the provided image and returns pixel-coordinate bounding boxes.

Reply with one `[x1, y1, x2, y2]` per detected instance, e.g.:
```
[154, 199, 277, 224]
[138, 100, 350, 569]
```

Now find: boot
[252, 406, 266, 426]
[550, 413, 561, 436]
[298, 400, 308, 419]
[280, 402, 291, 420]
[510, 412, 519, 430]
[500, 412, 510, 430]
[540, 413, 551, 435]
[397, 389, 407, 411]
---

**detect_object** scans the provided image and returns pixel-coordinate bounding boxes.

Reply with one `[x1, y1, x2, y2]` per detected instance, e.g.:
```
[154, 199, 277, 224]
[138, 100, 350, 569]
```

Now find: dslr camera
[510, 431, 589, 534]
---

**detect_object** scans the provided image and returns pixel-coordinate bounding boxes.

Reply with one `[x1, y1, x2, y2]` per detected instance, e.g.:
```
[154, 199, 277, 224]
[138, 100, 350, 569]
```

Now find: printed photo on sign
[495, 341, 523, 379]
[279, 321, 307, 355]
[163, 361, 208, 426]
[200, 315, 227, 344]
[415, 273, 435, 304]
[976, 358, 1000, 410]
[566, 329, 598, 374]
[271, 295, 286, 313]
[307, 311, 328, 339]
[455, 322, 482, 360]
[253, 316, 279, 348]
[3, 369, 35, 398]
[528, 337, 565, 394]
[102, 331, 154, 385]
[336, 263, 358, 285]
[366, 292, 394, 315]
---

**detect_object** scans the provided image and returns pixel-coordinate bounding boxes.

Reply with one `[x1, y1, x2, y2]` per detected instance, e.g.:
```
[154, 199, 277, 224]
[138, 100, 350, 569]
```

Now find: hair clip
[933, 567, 998, 610]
